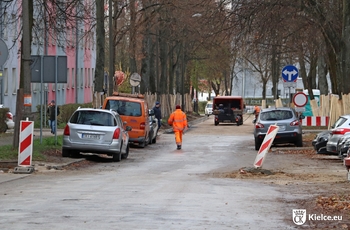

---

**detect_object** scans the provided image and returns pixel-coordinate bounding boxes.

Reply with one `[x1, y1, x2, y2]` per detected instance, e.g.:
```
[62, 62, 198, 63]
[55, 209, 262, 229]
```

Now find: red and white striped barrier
[302, 116, 329, 127]
[254, 125, 279, 168]
[18, 120, 34, 167]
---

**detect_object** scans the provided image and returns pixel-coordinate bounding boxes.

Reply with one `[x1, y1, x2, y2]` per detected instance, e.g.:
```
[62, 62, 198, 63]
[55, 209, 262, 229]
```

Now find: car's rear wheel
[113, 151, 121, 162]
[295, 135, 303, 147]
[152, 131, 157, 144]
[62, 148, 70, 157]
[148, 130, 154, 145]
[122, 144, 129, 159]
[214, 121, 219, 126]
[145, 134, 149, 146]
[255, 138, 261, 150]
[113, 145, 122, 162]
[139, 138, 146, 148]
[70, 150, 80, 158]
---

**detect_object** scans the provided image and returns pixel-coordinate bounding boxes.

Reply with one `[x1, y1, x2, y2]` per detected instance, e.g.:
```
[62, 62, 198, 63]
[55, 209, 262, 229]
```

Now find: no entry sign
[293, 92, 308, 107]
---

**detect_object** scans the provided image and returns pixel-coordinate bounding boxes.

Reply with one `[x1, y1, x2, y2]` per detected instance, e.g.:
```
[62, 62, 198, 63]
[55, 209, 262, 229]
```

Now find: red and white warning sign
[293, 92, 308, 107]
[254, 125, 279, 168]
[18, 120, 34, 167]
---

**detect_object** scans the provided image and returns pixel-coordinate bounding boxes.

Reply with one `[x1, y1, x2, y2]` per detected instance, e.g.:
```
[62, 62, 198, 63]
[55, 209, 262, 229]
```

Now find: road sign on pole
[282, 65, 298, 87]
[293, 92, 308, 107]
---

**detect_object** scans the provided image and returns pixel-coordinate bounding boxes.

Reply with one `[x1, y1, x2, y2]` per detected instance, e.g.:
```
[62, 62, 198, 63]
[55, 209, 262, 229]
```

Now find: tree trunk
[317, 55, 329, 95]
[271, 44, 278, 99]
[129, 0, 137, 75]
[95, 0, 105, 93]
[140, 35, 150, 93]
[159, 29, 168, 95]
[342, 0, 350, 94]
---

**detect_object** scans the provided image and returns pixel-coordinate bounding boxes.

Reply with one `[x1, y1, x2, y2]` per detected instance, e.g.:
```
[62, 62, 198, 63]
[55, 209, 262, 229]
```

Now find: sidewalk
[0, 127, 85, 181]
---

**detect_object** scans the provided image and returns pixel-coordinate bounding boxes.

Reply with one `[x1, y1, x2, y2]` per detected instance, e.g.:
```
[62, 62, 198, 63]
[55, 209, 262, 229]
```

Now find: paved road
[3, 116, 339, 229]
[0, 117, 300, 229]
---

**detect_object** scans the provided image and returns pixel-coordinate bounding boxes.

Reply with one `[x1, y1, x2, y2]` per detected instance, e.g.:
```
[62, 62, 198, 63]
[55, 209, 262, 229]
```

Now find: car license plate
[278, 125, 286, 131]
[83, 134, 100, 139]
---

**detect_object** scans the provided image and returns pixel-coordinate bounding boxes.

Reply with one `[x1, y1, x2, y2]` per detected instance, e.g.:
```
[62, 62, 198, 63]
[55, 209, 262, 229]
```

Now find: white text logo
[293, 209, 306, 225]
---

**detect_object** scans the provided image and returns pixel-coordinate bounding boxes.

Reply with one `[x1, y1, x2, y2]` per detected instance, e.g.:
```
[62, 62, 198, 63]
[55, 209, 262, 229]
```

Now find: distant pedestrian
[153, 101, 162, 129]
[168, 105, 188, 150]
[253, 105, 260, 124]
[47, 100, 60, 134]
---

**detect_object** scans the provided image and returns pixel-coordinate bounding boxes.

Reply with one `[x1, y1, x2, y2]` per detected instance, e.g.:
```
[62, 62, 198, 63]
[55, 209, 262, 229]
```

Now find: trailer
[212, 96, 244, 126]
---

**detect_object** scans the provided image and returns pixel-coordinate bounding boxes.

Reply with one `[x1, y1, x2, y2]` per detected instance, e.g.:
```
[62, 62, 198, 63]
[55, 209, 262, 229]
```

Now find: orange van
[102, 92, 150, 148]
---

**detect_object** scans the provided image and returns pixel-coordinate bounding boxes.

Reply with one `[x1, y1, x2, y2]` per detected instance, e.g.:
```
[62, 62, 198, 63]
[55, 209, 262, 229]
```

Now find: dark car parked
[148, 109, 159, 144]
[312, 130, 332, 154]
[336, 133, 350, 159]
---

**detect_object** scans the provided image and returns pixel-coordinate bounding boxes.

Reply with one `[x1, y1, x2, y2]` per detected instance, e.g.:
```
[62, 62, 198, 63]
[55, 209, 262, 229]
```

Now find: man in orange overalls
[253, 105, 260, 118]
[168, 105, 188, 150]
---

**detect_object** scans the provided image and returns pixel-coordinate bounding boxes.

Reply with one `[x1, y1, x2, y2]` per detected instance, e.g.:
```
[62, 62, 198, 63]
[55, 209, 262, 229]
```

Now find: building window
[72, 68, 75, 88]
[66, 68, 69, 89]
[3, 12, 8, 40]
[88, 68, 91, 87]
[85, 68, 87, 87]
[12, 68, 16, 94]
[92, 68, 95, 87]
[80, 68, 83, 88]
[4, 68, 8, 95]
[11, 14, 16, 41]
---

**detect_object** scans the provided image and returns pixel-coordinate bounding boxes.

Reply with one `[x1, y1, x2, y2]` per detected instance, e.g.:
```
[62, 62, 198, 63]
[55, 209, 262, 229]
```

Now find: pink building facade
[0, 1, 96, 114]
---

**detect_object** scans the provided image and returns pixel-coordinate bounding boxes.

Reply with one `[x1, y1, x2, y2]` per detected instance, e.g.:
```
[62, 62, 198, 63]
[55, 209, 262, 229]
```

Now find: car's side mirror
[125, 126, 132, 131]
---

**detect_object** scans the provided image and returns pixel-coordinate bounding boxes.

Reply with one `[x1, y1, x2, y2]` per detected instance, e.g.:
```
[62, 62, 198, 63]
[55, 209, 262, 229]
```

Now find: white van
[205, 102, 213, 116]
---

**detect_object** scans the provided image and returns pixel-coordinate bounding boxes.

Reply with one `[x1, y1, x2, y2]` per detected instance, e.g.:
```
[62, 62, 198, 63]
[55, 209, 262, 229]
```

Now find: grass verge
[0, 135, 62, 161]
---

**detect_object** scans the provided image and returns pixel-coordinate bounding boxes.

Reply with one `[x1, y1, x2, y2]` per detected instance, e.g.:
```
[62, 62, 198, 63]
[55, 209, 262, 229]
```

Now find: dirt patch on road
[209, 131, 350, 228]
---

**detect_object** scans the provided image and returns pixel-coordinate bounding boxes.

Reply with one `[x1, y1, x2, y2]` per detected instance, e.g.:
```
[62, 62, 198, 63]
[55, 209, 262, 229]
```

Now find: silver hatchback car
[62, 108, 132, 162]
[253, 107, 304, 150]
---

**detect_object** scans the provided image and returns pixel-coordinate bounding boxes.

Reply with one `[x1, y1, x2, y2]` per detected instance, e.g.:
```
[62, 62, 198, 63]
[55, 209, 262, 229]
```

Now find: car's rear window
[333, 117, 347, 128]
[105, 100, 142, 117]
[206, 103, 213, 108]
[70, 111, 116, 126]
[260, 110, 293, 121]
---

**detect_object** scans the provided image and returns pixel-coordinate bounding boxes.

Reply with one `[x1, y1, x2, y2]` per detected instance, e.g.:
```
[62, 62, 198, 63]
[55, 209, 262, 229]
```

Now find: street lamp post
[181, 13, 202, 111]
[181, 38, 185, 111]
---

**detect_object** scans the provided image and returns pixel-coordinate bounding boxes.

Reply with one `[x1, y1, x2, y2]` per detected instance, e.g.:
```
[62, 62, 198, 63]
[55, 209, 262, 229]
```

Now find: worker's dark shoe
[177, 145, 181, 150]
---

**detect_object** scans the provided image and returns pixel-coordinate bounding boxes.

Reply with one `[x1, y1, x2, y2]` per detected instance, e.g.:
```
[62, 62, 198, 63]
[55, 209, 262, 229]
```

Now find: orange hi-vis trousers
[174, 131, 183, 145]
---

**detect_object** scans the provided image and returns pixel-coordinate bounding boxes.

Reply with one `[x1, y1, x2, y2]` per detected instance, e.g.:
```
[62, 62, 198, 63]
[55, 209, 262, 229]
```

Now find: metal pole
[40, 55, 43, 144]
[181, 39, 185, 111]
[75, 17, 79, 103]
[242, 64, 245, 98]
[54, 56, 57, 145]
[0, 1, 3, 105]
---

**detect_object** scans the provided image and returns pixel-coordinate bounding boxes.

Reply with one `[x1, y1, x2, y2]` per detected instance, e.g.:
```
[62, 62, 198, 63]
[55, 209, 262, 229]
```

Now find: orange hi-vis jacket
[254, 106, 260, 114]
[168, 109, 188, 132]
